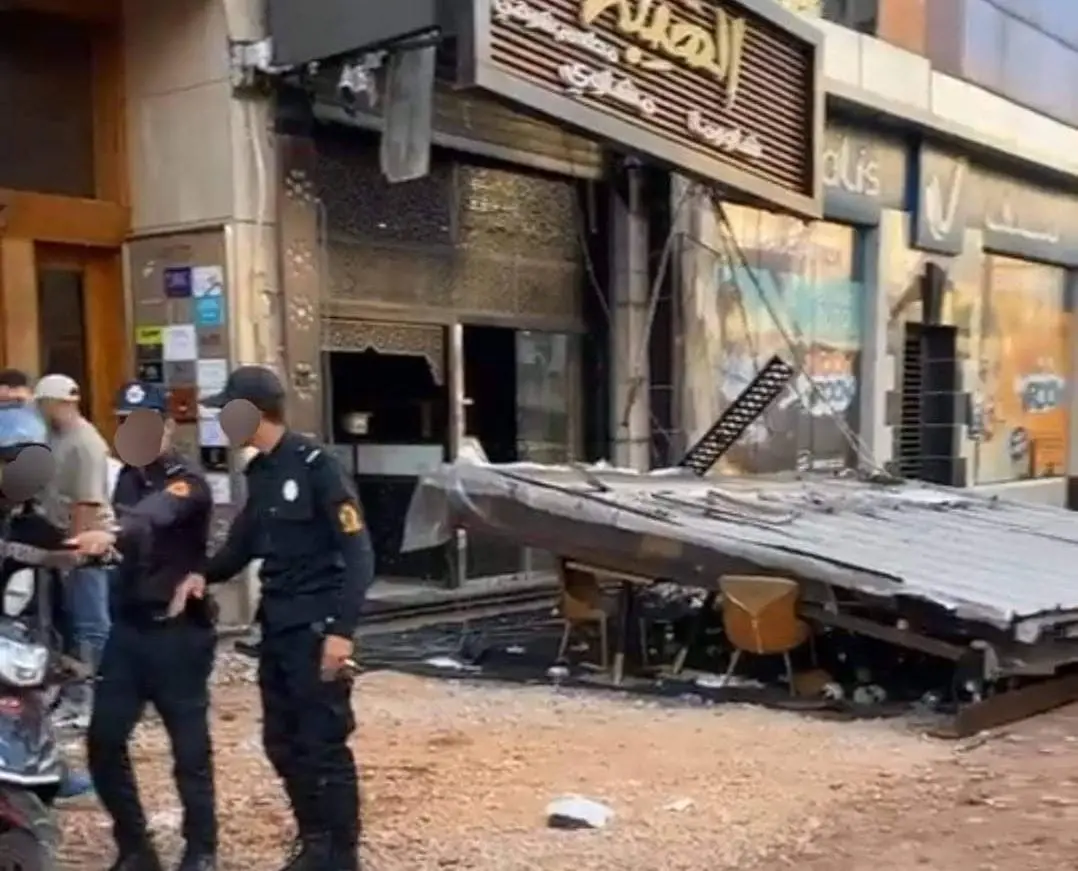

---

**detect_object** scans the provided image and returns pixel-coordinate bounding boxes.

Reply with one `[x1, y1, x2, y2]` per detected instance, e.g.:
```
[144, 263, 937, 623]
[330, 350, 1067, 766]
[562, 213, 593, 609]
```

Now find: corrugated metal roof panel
[420, 462, 1078, 641]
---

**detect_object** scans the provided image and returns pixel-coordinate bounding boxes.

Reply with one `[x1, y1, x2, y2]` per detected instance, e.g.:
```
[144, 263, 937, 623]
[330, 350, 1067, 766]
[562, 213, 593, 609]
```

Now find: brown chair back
[560, 563, 606, 622]
[719, 575, 804, 654]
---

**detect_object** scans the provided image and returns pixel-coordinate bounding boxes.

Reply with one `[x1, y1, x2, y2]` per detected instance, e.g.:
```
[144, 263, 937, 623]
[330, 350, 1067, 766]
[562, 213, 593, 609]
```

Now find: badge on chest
[281, 479, 299, 502]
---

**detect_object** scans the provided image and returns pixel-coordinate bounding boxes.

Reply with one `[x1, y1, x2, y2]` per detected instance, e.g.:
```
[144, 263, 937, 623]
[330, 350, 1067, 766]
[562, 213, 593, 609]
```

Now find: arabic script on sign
[985, 200, 1061, 244]
[492, 0, 619, 63]
[685, 110, 763, 159]
[578, 0, 747, 107]
[558, 62, 658, 117]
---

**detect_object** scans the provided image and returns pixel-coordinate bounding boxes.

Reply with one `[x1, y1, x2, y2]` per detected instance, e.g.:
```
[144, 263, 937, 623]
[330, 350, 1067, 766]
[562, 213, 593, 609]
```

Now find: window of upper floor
[961, 0, 1078, 126]
[820, 0, 879, 34]
[0, 10, 96, 197]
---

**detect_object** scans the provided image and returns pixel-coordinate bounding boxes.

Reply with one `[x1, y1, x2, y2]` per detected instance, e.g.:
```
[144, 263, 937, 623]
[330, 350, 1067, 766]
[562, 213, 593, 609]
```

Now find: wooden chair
[555, 563, 611, 671]
[718, 575, 813, 696]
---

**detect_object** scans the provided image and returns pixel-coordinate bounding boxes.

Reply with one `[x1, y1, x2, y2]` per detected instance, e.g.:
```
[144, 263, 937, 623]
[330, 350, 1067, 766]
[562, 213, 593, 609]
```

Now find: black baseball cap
[114, 380, 169, 415]
[201, 365, 285, 411]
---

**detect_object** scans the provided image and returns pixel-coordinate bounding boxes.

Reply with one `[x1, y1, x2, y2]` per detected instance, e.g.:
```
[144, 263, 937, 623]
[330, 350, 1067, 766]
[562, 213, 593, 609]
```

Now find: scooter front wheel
[0, 827, 48, 871]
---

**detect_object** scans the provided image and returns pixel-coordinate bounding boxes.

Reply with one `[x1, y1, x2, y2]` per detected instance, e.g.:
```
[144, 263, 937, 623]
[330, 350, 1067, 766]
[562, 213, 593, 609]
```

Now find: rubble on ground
[57, 668, 949, 871]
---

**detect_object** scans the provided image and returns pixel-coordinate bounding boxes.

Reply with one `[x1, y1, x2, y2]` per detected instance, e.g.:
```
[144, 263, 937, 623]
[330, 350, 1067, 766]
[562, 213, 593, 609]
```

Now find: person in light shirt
[33, 373, 114, 730]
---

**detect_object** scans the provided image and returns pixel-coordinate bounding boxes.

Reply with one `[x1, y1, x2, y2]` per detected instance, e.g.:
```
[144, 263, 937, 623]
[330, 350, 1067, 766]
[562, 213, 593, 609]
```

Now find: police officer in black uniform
[172, 366, 372, 871]
[67, 382, 218, 871]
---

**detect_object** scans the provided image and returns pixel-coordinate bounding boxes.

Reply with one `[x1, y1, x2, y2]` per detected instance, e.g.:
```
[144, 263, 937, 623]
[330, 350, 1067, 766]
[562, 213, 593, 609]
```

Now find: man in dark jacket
[172, 366, 372, 871]
[67, 382, 218, 871]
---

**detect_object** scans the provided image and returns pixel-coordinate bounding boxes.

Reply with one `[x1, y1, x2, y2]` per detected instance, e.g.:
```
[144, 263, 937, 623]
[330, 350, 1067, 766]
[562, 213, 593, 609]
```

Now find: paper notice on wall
[206, 472, 232, 505]
[162, 324, 198, 362]
[191, 265, 224, 298]
[198, 411, 228, 447]
[196, 358, 229, 397]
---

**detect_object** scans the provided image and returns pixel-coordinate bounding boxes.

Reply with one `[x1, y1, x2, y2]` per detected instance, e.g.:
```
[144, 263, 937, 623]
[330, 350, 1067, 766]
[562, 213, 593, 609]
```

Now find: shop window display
[700, 205, 864, 474]
[972, 256, 1068, 482]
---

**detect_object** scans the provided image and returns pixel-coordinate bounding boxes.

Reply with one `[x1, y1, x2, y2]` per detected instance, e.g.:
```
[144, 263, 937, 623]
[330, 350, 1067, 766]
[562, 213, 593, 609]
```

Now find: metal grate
[897, 329, 924, 478]
[678, 355, 794, 477]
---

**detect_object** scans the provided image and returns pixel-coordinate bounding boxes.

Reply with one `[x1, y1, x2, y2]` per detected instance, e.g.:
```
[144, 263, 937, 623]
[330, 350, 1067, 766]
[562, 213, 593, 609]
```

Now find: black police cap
[201, 365, 285, 411]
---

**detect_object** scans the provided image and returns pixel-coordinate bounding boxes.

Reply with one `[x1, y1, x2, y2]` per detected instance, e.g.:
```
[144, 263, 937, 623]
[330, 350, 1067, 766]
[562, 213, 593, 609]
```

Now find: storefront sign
[979, 172, 1078, 266]
[913, 144, 1078, 266]
[463, 0, 822, 218]
[913, 146, 970, 255]
[821, 124, 906, 224]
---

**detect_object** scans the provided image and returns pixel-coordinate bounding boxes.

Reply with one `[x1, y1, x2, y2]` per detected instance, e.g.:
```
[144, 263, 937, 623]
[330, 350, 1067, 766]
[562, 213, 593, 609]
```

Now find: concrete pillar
[609, 164, 651, 470]
[122, 0, 278, 626]
[855, 225, 890, 468]
[1065, 271, 1078, 507]
[123, 0, 279, 369]
[673, 177, 724, 447]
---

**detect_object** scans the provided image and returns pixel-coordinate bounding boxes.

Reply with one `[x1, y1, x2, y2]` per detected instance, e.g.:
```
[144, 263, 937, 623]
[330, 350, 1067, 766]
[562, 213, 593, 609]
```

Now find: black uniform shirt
[203, 432, 373, 639]
[112, 453, 213, 616]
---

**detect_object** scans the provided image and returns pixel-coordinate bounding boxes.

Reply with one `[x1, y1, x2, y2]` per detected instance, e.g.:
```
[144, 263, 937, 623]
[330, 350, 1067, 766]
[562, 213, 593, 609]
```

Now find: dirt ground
[57, 659, 1078, 871]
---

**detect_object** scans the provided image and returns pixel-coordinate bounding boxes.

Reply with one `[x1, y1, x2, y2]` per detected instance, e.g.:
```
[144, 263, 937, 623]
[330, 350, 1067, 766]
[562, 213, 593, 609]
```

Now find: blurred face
[219, 400, 263, 450]
[114, 410, 172, 467]
[0, 385, 31, 404]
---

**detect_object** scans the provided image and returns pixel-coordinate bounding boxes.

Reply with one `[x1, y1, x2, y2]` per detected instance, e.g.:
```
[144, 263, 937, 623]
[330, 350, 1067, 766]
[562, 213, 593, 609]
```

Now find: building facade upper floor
[811, 0, 1078, 128]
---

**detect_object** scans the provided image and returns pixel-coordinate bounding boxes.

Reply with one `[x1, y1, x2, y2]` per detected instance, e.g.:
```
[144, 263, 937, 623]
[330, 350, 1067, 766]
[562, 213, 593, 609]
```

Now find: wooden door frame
[0, 2, 128, 437]
[1, 243, 125, 438]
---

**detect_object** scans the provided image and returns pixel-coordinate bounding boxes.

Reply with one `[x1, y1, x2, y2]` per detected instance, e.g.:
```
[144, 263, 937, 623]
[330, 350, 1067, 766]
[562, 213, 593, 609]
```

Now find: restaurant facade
[268, 0, 824, 584]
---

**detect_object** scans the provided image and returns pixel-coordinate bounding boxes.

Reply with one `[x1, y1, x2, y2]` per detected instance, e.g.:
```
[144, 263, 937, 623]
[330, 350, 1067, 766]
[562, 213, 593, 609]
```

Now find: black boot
[328, 846, 359, 871]
[175, 849, 216, 871]
[108, 845, 164, 871]
[277, 835, 332, 871]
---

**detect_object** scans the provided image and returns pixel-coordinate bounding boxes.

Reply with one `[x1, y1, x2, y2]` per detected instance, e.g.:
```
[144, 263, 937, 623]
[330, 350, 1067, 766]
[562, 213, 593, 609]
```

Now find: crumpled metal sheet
[404, 460, 1078, 643]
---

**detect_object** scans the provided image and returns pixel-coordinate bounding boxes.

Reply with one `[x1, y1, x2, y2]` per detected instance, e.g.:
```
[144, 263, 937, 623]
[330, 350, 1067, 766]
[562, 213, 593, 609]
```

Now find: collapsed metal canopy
[404, 461, 1078, 644]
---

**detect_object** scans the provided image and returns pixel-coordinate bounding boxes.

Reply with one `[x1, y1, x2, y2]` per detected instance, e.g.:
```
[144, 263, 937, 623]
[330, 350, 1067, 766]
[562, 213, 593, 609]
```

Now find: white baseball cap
[33, 374, 81, 402]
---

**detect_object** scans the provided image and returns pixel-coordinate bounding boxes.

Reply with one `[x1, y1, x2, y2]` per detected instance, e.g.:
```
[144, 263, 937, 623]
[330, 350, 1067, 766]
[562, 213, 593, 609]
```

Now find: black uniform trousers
[259, 625, 359, 855]
[88, 616, 217, 855]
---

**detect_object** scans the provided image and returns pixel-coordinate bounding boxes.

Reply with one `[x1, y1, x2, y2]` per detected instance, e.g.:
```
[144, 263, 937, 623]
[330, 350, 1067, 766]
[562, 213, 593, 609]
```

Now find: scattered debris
[424, 655, 480, 672]
[662, 798, 695, 812]
[546, 796, 615, 830]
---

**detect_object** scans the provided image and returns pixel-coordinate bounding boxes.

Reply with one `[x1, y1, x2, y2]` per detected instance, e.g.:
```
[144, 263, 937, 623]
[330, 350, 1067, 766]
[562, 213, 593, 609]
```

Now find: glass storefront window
[681, 204, 863, 475]
[972, 256, 1068, 483]
[515, 331, 579, 464]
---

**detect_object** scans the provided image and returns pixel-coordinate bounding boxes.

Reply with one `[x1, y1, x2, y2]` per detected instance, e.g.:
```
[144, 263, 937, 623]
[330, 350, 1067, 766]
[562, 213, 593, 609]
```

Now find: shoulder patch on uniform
[164, 463, 184, 476]
[337, 501, 363, 534]
[166, 480, 191, 498]
[304, 449, 322, 465]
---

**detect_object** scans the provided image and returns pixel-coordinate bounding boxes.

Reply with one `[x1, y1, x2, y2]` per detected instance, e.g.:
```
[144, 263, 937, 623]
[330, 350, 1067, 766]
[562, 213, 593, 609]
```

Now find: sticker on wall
[168, 299, 193, 323]
[164, 361, 196, 384]
[164, 267, 193, 298]
[168, 385, 198, 423]
[196, 358, 228, 397]
[192, 265, 224, 298]
[162, 324, 198, 361]
[196, 327, 226, 357]
[198, 410, 228, 447]
[193, 296, 225, 327]
[205, 472, 232, 505]
[135, 326, 164, 346]
[137, 362, 164, 384]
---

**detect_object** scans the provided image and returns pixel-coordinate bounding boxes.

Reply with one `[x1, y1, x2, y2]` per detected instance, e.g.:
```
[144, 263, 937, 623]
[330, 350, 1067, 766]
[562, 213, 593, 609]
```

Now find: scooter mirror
[3, 568, 33, 617]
